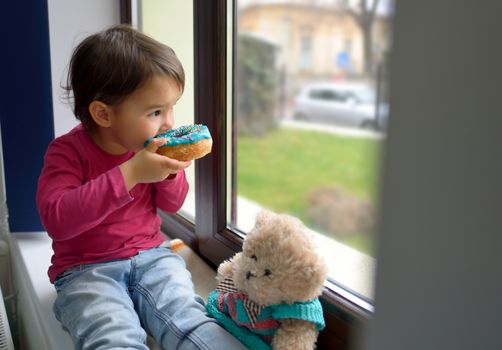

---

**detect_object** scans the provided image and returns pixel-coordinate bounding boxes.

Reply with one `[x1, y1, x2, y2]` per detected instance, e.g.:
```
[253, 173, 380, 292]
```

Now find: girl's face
[106, 75, 181, 153]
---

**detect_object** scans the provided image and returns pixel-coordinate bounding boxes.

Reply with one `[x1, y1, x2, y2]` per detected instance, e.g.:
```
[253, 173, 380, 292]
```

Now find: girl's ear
[89, 100, 113, 127]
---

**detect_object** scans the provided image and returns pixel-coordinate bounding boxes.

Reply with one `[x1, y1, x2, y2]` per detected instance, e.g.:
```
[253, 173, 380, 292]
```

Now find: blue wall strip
[0, 1, 55, 231]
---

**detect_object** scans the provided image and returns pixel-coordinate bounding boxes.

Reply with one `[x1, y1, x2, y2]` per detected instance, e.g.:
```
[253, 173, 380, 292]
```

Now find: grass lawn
[236, 126, 383, 255]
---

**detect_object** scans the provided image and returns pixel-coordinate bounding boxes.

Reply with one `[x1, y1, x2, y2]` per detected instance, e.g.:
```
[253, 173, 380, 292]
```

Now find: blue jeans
[53, 247, 247, 350]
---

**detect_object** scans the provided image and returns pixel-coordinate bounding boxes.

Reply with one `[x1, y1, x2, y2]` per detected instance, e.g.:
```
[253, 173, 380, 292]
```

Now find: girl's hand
[119, 138, 191, 191]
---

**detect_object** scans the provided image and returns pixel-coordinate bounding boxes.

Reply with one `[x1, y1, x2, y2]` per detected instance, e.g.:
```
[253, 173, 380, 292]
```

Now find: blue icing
[144, 124, 211, 148]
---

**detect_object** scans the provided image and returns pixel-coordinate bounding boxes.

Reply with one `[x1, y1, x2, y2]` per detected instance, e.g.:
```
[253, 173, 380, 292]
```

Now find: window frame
[162, 0, 242, 265]
[126, 0, 373, 347]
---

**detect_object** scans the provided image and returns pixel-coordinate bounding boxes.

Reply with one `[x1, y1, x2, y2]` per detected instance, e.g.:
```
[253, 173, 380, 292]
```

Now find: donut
[144, 124, 213, 161]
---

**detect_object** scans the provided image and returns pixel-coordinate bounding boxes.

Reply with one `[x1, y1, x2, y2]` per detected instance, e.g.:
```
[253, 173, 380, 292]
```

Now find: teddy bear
[206, 210, 328, 350]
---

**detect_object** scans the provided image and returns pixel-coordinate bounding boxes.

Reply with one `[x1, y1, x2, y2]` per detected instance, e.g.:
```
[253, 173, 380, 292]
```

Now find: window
[232, 0, 393, 307]
[135, 1, 196, 222]
[129, 0, 395, 346]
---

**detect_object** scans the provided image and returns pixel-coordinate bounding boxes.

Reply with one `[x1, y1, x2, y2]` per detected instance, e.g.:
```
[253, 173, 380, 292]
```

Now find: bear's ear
[255, 210, 274, 228]
[303, 264, 323, 280]
[302, 266, 315, 279]
[302, 258, 328, 284]
[216, 253, 242, 282]
[298, 265, 327, 298]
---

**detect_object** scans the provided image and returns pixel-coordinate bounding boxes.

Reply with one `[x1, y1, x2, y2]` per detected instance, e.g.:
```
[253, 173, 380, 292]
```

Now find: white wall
[47, 0, 120, 137]
[7, 3, 120, 349]
[361, 1, 502, 349]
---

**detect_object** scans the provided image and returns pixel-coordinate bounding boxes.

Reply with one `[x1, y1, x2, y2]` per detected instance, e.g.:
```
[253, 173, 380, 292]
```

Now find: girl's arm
[36, 142, 133, 241]
[152, 170, 189, 213]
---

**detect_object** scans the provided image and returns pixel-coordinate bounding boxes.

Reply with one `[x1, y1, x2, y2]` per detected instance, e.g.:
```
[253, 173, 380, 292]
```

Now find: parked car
[292, 82, 388, 130]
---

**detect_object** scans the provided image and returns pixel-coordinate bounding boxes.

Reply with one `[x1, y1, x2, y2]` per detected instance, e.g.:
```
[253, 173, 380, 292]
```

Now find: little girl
[36, 25, 246, 350]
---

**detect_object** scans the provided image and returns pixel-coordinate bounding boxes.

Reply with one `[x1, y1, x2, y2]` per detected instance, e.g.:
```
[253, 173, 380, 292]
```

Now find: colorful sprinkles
[144, 124, 211, 148]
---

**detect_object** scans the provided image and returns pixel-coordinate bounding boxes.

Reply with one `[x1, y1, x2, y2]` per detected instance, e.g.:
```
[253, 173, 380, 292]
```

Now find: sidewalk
[280, 119, 385, 140]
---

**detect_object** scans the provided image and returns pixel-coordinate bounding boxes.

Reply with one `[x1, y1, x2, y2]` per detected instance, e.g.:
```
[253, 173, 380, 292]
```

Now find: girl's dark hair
[65, 24, 185, 131]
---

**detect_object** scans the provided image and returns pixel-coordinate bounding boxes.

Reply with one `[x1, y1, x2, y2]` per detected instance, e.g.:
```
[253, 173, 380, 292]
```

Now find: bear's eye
[251, 254, 257, 261]
[264, 269, 272, 277]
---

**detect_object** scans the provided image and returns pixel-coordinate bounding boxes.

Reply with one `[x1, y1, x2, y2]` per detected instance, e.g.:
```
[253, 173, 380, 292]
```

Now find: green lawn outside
[236, 127, 383, 255]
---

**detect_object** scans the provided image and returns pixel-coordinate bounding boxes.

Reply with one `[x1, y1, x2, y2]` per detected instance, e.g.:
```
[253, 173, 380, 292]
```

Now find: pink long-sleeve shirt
[36, 124, 189, 283]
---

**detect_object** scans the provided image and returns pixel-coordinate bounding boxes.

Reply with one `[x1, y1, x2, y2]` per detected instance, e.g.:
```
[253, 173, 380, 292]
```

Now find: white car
[292, 82, 388, 130]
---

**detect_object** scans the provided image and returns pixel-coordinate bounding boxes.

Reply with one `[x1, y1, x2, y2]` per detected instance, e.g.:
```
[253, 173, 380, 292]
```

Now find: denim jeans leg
[53, 261, 149, 350]
[131, 248, 247, 350]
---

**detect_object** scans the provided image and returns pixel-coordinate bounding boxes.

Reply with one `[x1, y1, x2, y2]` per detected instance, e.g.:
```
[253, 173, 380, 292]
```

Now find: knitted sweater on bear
[206, 278, 325, 350]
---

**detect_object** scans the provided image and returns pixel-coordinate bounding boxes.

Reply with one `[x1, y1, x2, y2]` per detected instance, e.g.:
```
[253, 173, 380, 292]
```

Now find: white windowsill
[9, 232, 74, 350]
[8, 231, 217, 350]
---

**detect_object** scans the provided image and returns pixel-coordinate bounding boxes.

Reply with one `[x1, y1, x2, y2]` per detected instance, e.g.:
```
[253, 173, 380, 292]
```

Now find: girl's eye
[150, 110, 162, 117]
[251, 254, 257, 261]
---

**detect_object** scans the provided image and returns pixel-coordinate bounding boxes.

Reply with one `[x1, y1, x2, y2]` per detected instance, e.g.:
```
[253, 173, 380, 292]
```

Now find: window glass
[138, 0, 195, 222]
[230, 0, 394, 302]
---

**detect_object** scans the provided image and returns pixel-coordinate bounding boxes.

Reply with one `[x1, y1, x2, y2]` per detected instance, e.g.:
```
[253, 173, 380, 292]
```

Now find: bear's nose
[246, 271, 255, 280]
